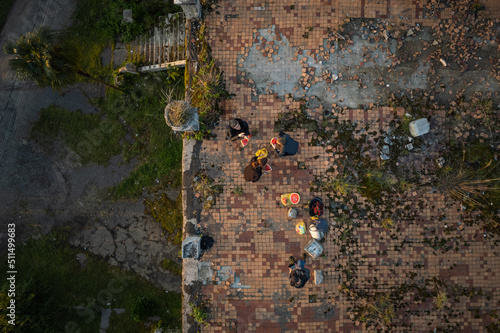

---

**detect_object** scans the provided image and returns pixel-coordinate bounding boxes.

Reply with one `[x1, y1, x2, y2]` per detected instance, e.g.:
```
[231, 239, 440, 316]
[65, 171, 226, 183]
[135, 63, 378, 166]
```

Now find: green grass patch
[31, 104, 125, 165]
[145, 193, 183, 245]
[0, 230, 182, 332]
[31, 69, 184, 199]
[107, 70, 184, 199]
[162, 259, 182, 276]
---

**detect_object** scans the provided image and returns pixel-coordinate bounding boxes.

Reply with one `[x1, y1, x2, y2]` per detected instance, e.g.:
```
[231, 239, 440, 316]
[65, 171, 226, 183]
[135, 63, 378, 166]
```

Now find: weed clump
[434, 290, 448, 309]
[193, 171, 224, 209]
[189, 302, 208, 325]
[185, 23, 232, 140]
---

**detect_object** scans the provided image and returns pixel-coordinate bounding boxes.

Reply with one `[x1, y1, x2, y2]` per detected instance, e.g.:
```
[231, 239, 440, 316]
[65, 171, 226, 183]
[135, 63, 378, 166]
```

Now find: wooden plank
[138, 60, 186, 73]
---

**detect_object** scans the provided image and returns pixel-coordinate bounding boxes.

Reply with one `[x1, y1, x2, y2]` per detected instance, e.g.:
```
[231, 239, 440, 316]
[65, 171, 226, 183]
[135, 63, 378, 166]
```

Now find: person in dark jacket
[273, 131, 299, 157]
[288, 254, 310, 288]
[229, 118, 250, 141]
[244, 156, 267, 182]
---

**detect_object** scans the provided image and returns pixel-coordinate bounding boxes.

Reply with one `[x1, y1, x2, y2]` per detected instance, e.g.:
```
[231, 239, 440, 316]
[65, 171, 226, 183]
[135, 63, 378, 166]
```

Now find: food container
[281, 193, 300, 206]
[295, 221, 306, 235]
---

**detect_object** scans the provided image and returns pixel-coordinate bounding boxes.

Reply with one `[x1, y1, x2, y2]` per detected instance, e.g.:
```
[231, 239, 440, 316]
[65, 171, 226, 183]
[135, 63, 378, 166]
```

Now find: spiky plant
[434, 290, 448, 309]
[382, 217, 394, 230]
[320, 174, 359, 196]
[3, 26, 120, 91]
[437, 160, 500, 208]
[359, 294, 395, 328]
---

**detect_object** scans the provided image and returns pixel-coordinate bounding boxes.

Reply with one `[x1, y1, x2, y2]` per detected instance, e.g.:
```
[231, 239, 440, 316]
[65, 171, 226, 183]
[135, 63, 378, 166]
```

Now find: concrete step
[129, 13, 186, 67]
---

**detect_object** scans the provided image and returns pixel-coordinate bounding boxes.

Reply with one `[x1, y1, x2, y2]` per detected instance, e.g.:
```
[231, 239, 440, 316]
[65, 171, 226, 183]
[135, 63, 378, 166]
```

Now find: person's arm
[229, 128, 240, 141]
[241, 121, 250, 136]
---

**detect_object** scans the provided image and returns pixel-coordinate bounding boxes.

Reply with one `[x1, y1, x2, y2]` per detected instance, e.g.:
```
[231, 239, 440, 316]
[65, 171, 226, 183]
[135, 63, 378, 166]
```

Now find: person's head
[257, 157, 268, 167]
[229, 119, 241, 130]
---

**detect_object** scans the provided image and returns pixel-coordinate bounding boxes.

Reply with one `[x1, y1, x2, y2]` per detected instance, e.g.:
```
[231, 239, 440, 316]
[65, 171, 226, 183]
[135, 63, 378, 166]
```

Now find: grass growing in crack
[232, 185, 244, 196]
[31, 104, 125, 165]
[193, 171, 224, 209]
[144, 193, 183, 245]
[434, 290, 448, 309]
[437, 162, 499, 207]
[162, 259, 182, 276]
[190, 302, 208, 326]
[315, 173, 359, 196]
[359, 168, 397, 201]
[0, 229, 182, 332]
[395, 113, 414, 136]
[185, 23, 232, 140]
[382, 217, 394, 230]
[358, 294, 396, 329]
[434, 140, 500, 233]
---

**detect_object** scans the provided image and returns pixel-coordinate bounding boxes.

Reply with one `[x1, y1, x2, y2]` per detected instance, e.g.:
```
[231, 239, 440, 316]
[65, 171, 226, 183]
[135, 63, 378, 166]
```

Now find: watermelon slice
[281, 197, 288, 205]
[290, 193, 300, 204]
[264, 164, 272, 171]
[270, 138, 278, 145]
[241, 138, 249, 146]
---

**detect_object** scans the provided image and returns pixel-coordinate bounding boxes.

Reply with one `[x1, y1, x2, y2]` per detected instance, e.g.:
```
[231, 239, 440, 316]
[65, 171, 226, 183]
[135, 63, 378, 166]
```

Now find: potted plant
[164, 100, 199, 132]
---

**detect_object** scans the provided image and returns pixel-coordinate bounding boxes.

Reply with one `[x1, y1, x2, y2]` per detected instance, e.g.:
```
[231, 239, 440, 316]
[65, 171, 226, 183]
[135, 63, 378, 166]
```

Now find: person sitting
[288, 254, 310, 289]
[272, 131, 299, 157]
[229, 118, 250, 141]
[244, 156, 267, 182]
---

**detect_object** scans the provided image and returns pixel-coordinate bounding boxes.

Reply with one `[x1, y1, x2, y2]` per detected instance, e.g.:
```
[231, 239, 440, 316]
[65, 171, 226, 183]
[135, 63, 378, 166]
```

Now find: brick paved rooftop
[185, 0, 500, 331]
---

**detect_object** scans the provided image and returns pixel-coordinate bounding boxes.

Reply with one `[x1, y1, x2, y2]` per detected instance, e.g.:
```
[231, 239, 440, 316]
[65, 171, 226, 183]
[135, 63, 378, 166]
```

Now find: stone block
[182, 236, 201, 259]
[314, 270, 323, 285]
[174, 0, 201, 19]
[118, 63, 137, 74]
[198, 262, 213, 285]
[409, 118, 430, 137]
[122, 9, 133, 23]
